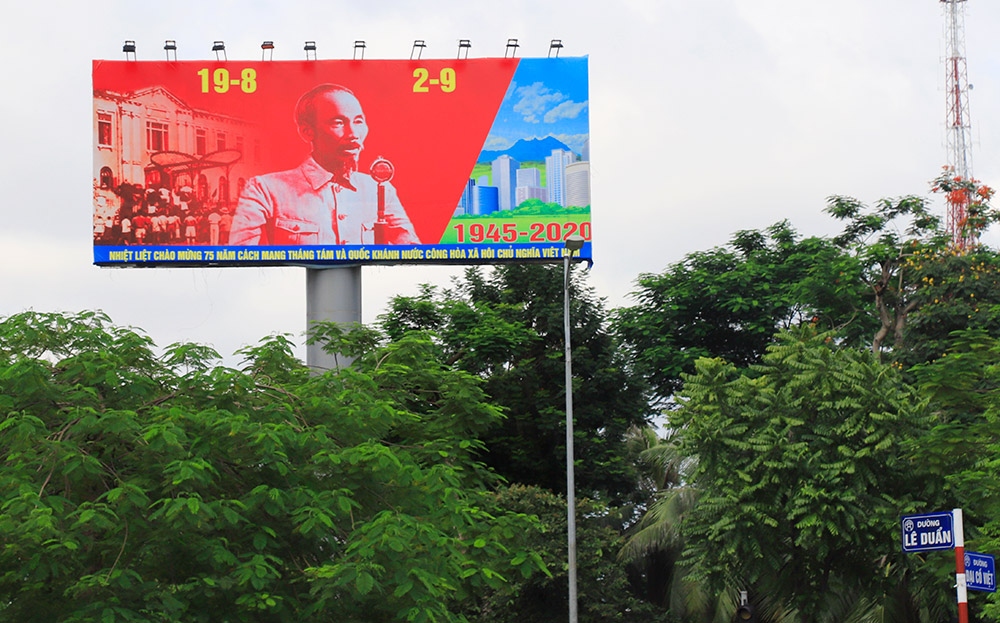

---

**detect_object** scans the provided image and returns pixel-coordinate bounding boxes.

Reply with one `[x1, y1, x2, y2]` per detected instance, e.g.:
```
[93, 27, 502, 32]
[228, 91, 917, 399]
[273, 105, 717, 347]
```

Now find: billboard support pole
[306, 266, 362, 373]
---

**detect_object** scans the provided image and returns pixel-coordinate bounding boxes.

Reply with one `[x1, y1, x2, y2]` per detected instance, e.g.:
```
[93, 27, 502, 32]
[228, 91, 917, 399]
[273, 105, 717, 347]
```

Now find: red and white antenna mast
[942, 0, 975, 247]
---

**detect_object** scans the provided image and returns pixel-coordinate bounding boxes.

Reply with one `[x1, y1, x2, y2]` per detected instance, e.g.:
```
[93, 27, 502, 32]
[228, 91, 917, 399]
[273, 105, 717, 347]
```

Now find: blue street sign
[965, 552, 997, 593]
[901, 511, 955, 553]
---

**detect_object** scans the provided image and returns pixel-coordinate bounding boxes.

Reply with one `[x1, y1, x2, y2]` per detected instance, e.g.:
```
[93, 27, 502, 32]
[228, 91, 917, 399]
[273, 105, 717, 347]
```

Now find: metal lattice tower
[942, 0, 975, 246]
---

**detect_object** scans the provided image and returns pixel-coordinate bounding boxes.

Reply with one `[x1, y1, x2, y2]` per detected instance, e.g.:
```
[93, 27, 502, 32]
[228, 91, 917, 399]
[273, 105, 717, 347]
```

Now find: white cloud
[544, 100, 589, 123]
[513, 82, 565, 123]
[483, 135, 514, 151]
[552, 133, 589, 154]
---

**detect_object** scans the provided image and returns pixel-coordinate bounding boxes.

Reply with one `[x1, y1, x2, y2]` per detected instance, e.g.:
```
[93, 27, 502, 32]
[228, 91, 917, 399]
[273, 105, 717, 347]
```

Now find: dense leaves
[471, 485, 666, 623]
[825, 174, 999, 361]
[614, 183, 1000, 620]
[900, 249, 1000, 368]
[0, 311, 545, 622]
[379, 264, 652, 505]
[616, 221, 869, 401]
[669, 328, 947, 621]
[825, 194, 946, 359]
[910, 330, 1000, 620]
[9, 171, 1000, 622]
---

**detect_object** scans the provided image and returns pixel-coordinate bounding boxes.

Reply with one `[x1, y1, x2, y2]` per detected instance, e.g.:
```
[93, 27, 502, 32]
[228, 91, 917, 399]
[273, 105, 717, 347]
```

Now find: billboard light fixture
[123, 40, 136, 61]
[261, 40, 274, 61]
[505, 38, 520, 58]
[164, 40, 177, 61]
[212, 41, 226, 61]
[353, 40, 366, 60]
[549, 39, 564, 58]
[457, 39, 471, 60]
[411, 40, 426, 60]
[304, 41, 317, 60]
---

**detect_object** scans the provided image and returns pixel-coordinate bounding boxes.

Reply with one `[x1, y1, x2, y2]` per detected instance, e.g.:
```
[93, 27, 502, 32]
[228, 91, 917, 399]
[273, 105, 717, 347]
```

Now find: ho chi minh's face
[304, 90, 369, 169]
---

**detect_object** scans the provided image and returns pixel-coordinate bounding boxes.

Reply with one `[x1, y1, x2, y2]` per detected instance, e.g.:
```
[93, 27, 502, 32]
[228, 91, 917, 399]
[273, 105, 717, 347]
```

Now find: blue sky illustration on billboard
[479, 57, 590, 162]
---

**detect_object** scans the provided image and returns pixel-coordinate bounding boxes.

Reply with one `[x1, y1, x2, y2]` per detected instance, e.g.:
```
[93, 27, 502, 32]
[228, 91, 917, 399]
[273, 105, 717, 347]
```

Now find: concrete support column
[306, 266, 362, 372]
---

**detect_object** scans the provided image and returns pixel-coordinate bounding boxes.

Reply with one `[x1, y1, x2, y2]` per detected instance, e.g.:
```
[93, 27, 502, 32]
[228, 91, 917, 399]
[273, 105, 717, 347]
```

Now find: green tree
[472, 485, 667, 623]
[379, 264, 652, 505]
[618, 177, 999, 402]
[909, 330, 1000, 620]
[668, 328, 948, 622]
[825, 193, 944, 360]
[899, 248, 1000, 369]
[619, 429, 720, 621]
[616, 221, 867, 401]
[825, 170, 999, 362]
[616, 175, 1000, 620]
[0, 311, 545, 623]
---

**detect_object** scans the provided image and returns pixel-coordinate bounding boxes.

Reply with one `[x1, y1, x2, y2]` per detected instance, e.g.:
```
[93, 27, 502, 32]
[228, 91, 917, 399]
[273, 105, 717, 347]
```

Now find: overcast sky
[3, 0, 999, 363]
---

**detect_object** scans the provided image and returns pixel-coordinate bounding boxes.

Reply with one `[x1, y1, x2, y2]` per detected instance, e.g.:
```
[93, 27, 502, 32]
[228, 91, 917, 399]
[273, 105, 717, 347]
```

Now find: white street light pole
[563, 234, 584, 623]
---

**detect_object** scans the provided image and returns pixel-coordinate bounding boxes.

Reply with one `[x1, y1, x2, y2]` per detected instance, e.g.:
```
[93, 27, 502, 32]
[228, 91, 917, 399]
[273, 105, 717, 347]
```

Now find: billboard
[92, 57, 591, 266]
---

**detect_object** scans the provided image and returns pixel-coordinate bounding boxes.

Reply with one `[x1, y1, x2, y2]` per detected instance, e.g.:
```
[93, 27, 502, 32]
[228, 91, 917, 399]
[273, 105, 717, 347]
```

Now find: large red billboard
[92, 57, 591, 266]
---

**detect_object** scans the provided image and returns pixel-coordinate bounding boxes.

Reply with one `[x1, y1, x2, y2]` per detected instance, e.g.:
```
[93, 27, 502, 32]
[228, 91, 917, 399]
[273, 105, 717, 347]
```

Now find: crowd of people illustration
[93, 179, 234, 246]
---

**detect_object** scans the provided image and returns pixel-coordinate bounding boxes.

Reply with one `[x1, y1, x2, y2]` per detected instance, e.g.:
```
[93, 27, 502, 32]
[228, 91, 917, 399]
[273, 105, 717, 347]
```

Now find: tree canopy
[616, 221, 870, 400]
[379, 264, 652, 506]
[8, 171, 1000, 622]
[668, 328, 947, 621]
[0, 311, 545, 623]
[614, 174, 1000, 621]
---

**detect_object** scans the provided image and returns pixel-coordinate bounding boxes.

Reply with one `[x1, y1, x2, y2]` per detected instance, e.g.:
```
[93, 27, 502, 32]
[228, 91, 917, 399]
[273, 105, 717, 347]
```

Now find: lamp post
[563, 234, 584, 623]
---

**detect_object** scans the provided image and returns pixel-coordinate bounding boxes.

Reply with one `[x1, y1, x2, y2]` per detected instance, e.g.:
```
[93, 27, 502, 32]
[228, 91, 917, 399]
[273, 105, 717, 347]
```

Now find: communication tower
[941, 0, 975, 247]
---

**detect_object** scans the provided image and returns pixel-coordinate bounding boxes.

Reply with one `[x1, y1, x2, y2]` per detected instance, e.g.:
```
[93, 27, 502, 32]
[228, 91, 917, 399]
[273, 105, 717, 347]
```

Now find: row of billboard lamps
[121, 38, 565, 61]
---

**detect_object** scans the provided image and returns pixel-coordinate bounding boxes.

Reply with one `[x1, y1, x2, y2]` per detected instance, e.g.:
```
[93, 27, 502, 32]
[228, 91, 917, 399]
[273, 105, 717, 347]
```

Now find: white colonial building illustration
[93, 85, 259, 206]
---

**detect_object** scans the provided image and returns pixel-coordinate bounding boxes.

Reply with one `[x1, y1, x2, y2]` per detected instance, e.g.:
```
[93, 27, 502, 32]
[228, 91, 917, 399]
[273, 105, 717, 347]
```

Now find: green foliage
[618, 430, 711, 619]
[379, 264, 653, 505]
[826, 176, 1000, 361]
[0, 311, 544, 622]
[450, 199, 590, 217]
[900, 248, 1000, 368]
[615, 176, 1000, 620]
[910, 330, 1000, 619]
[825, 194, 948, 360]
[669, 328, 947, 621]
[616, 221, 868, 400]
[472, 485, 670, 623]
[508, 199, 590, 215]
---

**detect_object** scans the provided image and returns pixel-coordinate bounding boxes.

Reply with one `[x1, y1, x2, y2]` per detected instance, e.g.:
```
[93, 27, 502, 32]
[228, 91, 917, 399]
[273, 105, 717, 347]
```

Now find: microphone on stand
[370, 156, 394, 244]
